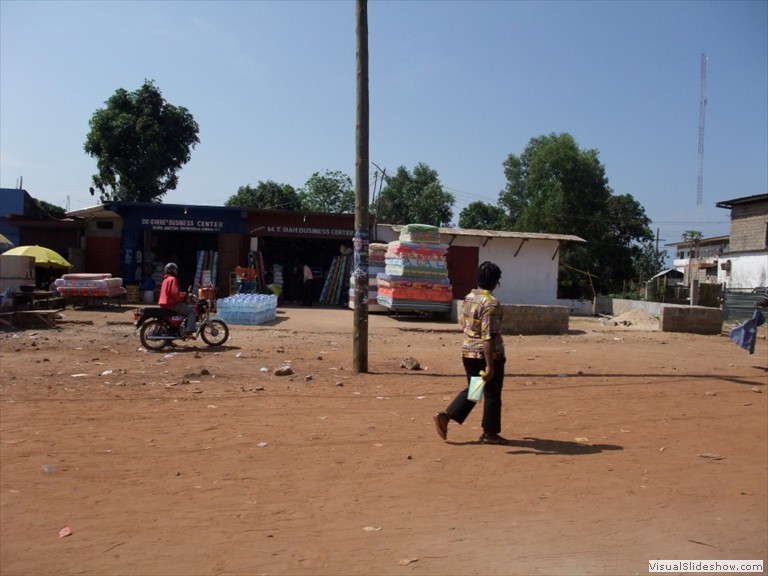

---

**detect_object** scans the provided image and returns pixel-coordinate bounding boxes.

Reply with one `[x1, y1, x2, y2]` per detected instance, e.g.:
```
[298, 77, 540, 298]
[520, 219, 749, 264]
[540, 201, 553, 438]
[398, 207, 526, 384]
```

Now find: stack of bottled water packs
[215, 293, 277, 325]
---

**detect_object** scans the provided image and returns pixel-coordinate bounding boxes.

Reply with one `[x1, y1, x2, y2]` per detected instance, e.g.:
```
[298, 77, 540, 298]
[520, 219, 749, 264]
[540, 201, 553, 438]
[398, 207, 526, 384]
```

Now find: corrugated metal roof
[387, 225, 586, 243]
[649, 268, 685, 280]
[715, 193, 768, 208]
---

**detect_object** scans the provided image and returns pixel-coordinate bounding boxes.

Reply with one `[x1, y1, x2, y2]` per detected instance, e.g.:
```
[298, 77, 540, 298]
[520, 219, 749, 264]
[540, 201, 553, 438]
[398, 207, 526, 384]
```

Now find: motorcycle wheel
[200, 319, 229, 346]
[139, 319, 171, 350]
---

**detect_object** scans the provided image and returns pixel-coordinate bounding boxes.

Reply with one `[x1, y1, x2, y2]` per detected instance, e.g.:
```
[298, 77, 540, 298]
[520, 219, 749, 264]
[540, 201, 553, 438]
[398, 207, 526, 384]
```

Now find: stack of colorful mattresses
[376, 224, 453, 313]
[54, 273, 126, 299]
[348, 243, 387, 311]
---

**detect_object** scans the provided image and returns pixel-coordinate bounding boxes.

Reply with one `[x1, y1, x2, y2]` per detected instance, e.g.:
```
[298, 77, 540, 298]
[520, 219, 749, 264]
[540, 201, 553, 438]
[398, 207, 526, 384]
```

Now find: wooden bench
[35, 296, 66, 310]
[12, 309, 64, 329]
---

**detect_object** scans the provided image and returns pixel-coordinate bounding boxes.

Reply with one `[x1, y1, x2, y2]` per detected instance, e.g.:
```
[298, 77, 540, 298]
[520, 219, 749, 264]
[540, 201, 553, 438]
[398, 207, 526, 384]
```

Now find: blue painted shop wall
[0, 188, 26, 247]
[109, 202, 248, 283]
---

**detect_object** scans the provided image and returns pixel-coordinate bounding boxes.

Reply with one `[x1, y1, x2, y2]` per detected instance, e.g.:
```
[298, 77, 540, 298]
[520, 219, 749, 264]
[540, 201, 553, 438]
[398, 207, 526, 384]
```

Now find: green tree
[499, 132, 653, 297]
[372, 162, 454, 226]
[84, 80, 199, 203]
[35, 199, 66, 219]
[224, 181, 300, 210]
[634, 241, 667, 283]
[602, 193, 656, 287]
[299, 170, 354, 213]
[681, 230, 703, 242]
[458, 201, 508, 230]
[681, 230, 703, 251]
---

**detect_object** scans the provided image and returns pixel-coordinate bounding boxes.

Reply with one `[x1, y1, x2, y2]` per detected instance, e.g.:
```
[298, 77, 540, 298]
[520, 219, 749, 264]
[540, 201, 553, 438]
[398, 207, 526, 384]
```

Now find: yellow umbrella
[0, 233, 13, 252]
[3, 245, 73, 269]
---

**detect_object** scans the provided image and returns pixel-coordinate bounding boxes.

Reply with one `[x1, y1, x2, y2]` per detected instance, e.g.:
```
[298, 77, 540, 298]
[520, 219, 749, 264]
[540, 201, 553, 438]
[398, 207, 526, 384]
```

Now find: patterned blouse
[460, 288, 505, 360]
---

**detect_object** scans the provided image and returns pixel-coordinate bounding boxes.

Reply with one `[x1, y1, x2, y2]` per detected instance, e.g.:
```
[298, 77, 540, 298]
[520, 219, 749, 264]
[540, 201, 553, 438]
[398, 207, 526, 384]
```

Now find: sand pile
[605, 309, 660, 330]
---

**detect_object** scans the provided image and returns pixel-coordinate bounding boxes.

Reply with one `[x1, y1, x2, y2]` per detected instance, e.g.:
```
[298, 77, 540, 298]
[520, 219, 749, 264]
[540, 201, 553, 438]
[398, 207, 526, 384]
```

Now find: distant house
[715, 193, 768, 290]
[665, 235, 729, 285]
[0, 188, 81, 264]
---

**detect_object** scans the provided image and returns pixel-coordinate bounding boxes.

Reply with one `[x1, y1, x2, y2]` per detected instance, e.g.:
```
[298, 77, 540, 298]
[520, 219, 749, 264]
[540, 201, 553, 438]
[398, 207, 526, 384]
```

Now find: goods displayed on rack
[376, 224, 453, 315]
[194, 250, 218, 292]
[268, 263, 284, 300]
[319, 253, 351, 306]
[245, 251, 268, 294]
[215, 293, 277, 326]
[348, 242, 387, 311]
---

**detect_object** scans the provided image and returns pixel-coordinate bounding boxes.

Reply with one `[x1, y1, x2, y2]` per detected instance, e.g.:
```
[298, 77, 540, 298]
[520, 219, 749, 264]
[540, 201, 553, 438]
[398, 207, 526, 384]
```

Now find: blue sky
[1, 0, 766, 251]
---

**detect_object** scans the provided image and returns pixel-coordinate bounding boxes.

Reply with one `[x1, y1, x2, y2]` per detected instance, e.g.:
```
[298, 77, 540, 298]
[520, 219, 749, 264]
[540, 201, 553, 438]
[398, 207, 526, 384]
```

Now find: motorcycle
[134, 289, 229, 350]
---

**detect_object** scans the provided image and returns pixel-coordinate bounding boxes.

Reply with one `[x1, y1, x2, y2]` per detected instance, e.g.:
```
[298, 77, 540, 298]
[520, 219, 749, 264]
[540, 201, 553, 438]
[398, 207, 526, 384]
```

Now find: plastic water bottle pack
[215, 293, 277, 326]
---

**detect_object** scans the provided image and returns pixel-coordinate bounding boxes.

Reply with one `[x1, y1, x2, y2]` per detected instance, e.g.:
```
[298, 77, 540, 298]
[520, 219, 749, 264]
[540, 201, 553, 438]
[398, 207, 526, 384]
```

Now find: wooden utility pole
[353, 0, 369, 373]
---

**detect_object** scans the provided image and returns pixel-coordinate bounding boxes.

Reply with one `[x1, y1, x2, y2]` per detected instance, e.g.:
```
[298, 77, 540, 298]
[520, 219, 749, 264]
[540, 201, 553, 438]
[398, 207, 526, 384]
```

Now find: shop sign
[260, 225, 352, 238]
[140, 218, 225, 232]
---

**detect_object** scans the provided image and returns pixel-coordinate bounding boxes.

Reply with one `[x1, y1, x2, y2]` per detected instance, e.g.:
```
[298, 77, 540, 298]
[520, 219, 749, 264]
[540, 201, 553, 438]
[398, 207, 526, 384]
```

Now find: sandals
[433, 412, 449, 441]
[432, 413, 509, 445]
[479, 433, 510, 445]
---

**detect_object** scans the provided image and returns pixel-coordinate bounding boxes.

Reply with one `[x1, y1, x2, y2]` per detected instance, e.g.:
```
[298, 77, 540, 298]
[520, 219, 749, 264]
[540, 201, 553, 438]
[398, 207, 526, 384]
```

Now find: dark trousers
[445, 356, 506, 435]
[302, 279, 313, 306]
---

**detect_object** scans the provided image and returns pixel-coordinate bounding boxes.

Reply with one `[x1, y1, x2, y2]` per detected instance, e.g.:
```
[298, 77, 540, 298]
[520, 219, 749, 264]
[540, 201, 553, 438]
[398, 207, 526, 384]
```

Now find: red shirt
[158, 275, 184, 308]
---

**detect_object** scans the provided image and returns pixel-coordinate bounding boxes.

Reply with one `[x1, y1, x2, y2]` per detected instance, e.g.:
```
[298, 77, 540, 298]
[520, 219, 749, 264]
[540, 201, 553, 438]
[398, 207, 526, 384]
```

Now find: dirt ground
[0, 304, 766, 576]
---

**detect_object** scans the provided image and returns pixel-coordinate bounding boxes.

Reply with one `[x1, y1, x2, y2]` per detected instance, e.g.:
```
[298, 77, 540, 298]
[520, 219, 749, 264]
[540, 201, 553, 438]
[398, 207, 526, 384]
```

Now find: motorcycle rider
[158, 262, 196, 339]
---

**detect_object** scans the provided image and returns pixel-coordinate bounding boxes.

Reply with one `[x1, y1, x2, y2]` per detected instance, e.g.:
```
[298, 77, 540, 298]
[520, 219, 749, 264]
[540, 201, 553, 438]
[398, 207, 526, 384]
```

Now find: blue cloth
[729, 309, 765, 354]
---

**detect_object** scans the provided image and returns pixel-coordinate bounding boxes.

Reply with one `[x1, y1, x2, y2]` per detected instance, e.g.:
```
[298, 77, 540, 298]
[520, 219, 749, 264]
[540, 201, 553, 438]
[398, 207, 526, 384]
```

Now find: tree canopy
[224, 181, 300, 211]
[372, 162, 454, 226]
[458, 201, 508, 230]
[299, 170, 354, 213]
[84, 80, 199, 203]
[494, 132, 657, 297]
[35, 199, 66, 219]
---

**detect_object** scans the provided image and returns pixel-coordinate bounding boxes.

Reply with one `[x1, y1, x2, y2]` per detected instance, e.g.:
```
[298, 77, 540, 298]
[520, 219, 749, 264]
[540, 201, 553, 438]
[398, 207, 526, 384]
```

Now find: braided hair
[477, 261, 502, 290]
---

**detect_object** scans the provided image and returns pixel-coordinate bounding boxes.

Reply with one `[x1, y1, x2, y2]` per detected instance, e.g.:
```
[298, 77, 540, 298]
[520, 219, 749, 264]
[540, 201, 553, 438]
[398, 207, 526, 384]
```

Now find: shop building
[375, 225, 585, 305]
[67, 202, 360, 303]
[66, 202, 585, 308]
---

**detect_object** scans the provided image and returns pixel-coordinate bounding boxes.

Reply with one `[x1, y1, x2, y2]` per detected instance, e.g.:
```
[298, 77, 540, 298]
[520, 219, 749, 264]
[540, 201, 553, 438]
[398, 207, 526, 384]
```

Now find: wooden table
[12, 291, 61, 310]
[12, 309, 63, 329]
[30, 291, 58, 309]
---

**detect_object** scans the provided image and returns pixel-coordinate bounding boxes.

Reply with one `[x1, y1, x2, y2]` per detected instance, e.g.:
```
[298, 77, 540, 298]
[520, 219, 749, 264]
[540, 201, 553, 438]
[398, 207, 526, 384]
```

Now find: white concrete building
[666, 235, 729, 285]
[715, 194, 768, 290]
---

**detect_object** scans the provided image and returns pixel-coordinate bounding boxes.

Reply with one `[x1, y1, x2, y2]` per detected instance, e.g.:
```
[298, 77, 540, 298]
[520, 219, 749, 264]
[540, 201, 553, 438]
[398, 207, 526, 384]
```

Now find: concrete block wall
[594, 296, 662, 318]
[659, 304, 723, 334]
[499, 304, 570, 335]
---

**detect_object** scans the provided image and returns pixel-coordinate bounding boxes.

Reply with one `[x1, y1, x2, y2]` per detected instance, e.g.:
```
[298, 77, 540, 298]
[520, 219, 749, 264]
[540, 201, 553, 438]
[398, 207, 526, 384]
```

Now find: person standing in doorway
[302, 262, 314, 307]
[433, 261, 509, 444]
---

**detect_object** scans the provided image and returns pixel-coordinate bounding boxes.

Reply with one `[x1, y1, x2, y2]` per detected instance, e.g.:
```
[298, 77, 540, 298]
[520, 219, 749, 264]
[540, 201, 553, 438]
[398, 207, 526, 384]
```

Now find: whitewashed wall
[449, 235, 560, 305]
[718, 252, 768, 289]
[375, 226, 565, 306]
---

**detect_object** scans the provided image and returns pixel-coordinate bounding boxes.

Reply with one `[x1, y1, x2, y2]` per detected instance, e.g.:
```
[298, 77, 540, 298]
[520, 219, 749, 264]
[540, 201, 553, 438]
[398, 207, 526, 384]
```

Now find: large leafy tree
[458, 201, 508, 230]
[372, 162, 454, 226]
[224, 181, 300, 210]
[299, 170, 354, 213]
[84, 80, 199, 203]
[499, 132, 654, 297]
[603, 193, 657, 284]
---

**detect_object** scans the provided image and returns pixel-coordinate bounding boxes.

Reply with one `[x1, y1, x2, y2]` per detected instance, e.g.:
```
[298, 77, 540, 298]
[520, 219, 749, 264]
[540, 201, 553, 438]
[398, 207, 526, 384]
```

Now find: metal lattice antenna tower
[696, 53, 708, 207]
